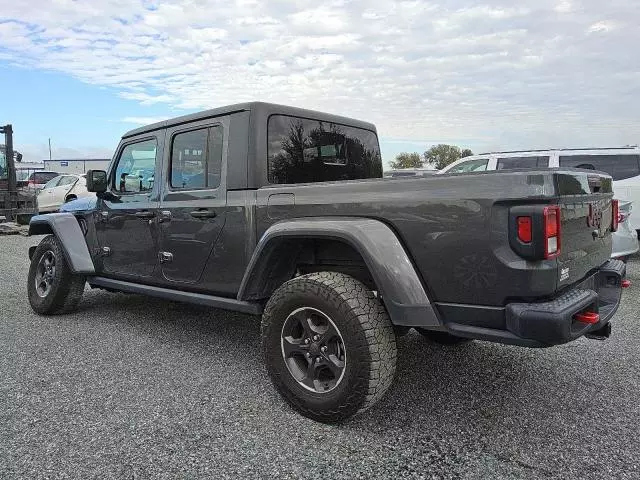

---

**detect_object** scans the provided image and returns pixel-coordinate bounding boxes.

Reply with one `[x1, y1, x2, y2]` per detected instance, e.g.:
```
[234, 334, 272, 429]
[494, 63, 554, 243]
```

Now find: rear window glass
[559, 154, 640, 181]
[497, 156, 549, 170]
[33, 172, 58, 183]
[267, 115, 382, 184]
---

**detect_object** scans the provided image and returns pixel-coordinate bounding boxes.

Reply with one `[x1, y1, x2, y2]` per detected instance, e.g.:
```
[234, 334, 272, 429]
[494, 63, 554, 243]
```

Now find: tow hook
[585, 322, 612, 341]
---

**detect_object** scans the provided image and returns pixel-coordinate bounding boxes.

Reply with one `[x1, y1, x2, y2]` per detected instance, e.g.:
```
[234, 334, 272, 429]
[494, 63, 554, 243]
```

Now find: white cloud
[0, 0, 639, 151]
[121, 116, 168, 125]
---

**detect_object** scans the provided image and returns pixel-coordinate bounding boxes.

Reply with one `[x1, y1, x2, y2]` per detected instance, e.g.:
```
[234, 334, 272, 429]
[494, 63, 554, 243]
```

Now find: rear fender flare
[28, 213, 95, 274]
[238, 217, 440, 327]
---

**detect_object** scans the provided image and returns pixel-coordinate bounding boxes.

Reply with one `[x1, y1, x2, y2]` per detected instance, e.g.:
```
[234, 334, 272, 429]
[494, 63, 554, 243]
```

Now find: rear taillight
[543, 205, 561, 259]
[517, 217, 532, 243]
[510, 204, 562, 261]
[28, 179, 35, 185]
[611, 200, 619, 232]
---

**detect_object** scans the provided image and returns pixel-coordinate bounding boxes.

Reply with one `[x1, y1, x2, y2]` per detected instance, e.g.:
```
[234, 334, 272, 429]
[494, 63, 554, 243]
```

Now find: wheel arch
[28, 213, 95, 274]
[238, 217, 440, 327]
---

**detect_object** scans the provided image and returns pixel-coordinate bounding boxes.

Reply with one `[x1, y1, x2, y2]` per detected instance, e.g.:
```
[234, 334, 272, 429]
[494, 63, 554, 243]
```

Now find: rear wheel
[416, 328, 472, 345]
[262, 272, 397, 423]
[27, 235, 85, 315]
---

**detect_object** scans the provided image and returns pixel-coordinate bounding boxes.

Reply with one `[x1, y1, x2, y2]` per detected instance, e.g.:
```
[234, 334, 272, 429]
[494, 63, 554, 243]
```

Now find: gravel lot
[2, 234, 640, 479]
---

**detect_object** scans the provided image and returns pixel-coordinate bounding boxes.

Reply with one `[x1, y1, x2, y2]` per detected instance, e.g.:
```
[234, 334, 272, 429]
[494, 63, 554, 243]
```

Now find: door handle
[134, 210, 155, 219]
[190, 209, 217, 219]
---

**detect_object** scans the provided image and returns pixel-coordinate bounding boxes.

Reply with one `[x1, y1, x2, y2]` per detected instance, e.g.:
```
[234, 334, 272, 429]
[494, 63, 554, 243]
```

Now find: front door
[95, 136, 162, 279]
[158, 121, 227, 284]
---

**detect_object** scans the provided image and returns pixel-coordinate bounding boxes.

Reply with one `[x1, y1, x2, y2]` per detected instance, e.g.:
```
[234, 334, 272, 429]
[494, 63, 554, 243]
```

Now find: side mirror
[86, 169, 108, 193]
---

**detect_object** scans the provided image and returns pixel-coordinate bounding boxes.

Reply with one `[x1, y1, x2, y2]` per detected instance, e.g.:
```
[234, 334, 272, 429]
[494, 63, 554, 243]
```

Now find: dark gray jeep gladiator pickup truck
[26, 102, 626, 422]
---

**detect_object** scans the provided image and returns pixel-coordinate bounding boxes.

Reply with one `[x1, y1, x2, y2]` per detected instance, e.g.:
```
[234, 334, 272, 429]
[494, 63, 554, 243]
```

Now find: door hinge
[159, 251, 173, 263]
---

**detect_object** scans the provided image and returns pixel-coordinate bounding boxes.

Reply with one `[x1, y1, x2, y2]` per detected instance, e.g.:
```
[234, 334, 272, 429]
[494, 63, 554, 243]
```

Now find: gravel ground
[2, 234, 639, 479]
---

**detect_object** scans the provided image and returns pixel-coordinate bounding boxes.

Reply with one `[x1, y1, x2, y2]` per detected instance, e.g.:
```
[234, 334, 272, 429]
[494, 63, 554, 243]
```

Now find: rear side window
[170, 126, 223, 190]
[497, 156, 549, 170]
[447, 159, 488, 173]
[267, 115, 382, 184]
[559, 154, 640, 180]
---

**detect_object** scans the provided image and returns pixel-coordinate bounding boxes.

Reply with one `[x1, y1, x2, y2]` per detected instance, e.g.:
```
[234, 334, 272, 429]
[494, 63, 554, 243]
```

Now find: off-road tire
[416, 328, 472, 345]
[262, 272, 397, 423]
[27, 235, 85, 315]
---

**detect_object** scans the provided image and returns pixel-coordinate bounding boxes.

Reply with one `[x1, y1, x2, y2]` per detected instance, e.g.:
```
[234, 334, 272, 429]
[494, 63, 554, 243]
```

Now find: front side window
[114, 139, 157, 193]
[447, 159, 488, 173]
[170, 126, 223, 190]
[559, 154, 640, 181]
[267, 115, 382, 184]
[43, 176, 62, 189]
[497, 156, 549, 170]
[58, 176, 77, 186]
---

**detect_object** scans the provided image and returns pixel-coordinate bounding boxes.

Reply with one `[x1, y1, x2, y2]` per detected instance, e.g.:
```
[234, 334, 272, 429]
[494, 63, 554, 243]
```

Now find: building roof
[122, 101, 377, 139]
[43, 158, 110, 162]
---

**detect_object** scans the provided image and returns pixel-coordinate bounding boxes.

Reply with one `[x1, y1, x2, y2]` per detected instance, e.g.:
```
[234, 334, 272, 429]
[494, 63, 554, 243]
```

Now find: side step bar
[87, 276, 263, 315]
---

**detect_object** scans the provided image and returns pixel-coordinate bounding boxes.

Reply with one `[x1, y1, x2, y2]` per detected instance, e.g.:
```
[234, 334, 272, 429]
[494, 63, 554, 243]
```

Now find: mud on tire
[27, 235, 85, 315]
[262, 272, 397, 423]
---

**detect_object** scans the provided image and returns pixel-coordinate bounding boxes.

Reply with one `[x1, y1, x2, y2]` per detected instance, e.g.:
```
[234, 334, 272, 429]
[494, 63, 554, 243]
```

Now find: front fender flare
[28, 213, 95, 274]
[238, 217, 440, 327]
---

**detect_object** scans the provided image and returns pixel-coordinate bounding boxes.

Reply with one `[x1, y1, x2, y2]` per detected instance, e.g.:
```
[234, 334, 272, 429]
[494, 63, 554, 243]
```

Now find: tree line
[390, 144, 474, 171]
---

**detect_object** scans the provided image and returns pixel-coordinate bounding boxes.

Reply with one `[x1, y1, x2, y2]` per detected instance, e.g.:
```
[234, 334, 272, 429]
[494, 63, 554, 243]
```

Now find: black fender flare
[28, 213, 95, 274]
[237, 217, 440, 327]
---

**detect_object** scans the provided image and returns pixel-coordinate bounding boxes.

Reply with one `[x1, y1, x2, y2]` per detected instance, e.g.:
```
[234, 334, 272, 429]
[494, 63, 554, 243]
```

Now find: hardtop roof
[122, 102, 377, 139]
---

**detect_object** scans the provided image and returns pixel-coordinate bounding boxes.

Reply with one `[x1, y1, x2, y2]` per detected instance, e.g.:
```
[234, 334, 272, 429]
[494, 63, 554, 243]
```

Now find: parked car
[36, 174, 93, 213]
[612, 201, 639, 262]
[16, 170, 59, 190]
[439, 147, 640, 233]
[26, 102, 626, 423]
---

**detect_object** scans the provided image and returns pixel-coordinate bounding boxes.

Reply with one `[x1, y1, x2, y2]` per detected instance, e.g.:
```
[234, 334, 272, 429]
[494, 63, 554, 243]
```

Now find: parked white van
[440, 146, 640, 232]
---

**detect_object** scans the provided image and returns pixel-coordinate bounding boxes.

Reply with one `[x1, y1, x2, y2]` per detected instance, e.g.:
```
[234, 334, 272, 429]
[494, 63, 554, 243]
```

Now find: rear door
[157, 118, 227, 284]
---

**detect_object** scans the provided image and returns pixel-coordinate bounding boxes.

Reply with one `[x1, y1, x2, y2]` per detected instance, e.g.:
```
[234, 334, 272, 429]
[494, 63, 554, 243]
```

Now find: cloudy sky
[0, 0, 638, 165]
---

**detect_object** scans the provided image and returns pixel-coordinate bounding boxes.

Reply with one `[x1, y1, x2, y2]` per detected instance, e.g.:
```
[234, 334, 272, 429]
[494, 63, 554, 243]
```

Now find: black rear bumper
[436, 259, 626, 347]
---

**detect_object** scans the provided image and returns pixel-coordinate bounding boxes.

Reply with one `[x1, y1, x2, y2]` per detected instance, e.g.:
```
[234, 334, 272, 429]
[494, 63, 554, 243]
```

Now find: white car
[440, 147, 640, 232]
[37, 174, 94, 213]
[439, 147, 640, 259]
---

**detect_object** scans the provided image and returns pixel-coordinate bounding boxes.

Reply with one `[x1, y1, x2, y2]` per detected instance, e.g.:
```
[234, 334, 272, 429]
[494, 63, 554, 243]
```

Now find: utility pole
[48, 138, 52, 161]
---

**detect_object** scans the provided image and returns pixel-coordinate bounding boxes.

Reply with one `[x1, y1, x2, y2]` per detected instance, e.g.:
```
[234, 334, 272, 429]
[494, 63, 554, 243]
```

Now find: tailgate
[556, 171, 614, 288]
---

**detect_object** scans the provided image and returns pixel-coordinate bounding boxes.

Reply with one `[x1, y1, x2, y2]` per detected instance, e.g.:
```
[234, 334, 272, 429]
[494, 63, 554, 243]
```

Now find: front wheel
[27, 235, 85, 315]
[262, 272, 397, 423]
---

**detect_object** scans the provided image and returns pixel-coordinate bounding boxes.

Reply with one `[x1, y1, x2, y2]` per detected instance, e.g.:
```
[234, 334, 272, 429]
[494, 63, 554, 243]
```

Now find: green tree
[389, 152, 423, 169]
[423, 144, 473, 170]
